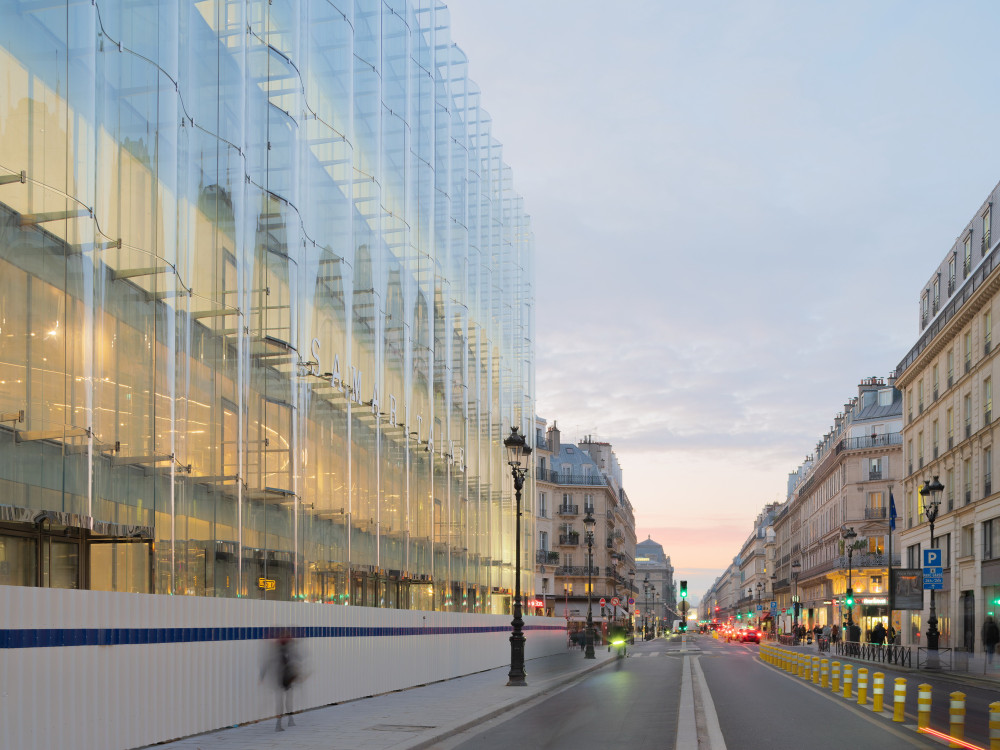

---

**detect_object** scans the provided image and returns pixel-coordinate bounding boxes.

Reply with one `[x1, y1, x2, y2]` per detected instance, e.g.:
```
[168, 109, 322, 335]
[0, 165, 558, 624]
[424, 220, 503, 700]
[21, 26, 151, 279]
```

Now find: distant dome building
[636, 536, 677, 627]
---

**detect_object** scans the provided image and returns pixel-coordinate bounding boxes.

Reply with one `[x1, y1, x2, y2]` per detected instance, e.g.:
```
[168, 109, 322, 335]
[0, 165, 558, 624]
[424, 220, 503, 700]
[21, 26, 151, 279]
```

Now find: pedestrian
[872, 622, 887, 646]
[983, 616, 1000, 666]
[831, 623, 839, 643]
[261, 630, 302, 731]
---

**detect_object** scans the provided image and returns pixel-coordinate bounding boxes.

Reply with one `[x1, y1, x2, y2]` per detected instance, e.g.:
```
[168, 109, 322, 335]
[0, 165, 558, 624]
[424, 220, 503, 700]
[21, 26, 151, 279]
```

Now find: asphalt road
[439, 633, 985, 750]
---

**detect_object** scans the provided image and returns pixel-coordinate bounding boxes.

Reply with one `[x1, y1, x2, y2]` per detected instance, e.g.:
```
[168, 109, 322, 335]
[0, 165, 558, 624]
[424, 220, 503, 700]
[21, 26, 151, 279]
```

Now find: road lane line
[692, 656, 728, 750]
[675, 656, 697, 749]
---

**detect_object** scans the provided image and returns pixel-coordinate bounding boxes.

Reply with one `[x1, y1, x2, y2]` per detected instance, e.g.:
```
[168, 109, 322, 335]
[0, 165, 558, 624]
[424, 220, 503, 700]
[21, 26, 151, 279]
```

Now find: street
[439, 634, 983, 750]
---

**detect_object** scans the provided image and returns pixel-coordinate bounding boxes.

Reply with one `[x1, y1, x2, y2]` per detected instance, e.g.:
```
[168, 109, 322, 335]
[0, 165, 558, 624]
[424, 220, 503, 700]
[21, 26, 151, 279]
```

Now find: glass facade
[0, 0, 534, 612]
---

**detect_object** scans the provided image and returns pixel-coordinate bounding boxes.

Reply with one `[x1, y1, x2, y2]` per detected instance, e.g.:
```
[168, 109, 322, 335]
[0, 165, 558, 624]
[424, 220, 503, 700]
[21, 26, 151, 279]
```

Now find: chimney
[547, 421, 561, 456]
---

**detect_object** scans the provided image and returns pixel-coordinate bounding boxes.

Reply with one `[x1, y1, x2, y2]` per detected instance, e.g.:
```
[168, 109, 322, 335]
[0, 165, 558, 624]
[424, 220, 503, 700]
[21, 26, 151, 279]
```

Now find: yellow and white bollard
[949, 692, 965, 748]
[803, 654, 811, 681]
[842, 663, 854, 699]
[821, 658, 829, 689]
[893, 678, 907, 722]
[989, 700, 1000, 750]
[812, 656, 820, 684]
[872, 672, 885, 712]
[832, 661, 841, 693]
[856, 667, 868, 705]
[917, 683, 932, 730]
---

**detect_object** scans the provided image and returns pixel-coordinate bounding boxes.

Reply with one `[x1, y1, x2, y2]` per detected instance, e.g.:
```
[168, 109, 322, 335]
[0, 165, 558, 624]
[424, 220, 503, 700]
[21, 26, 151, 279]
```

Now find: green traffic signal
[680, 580, 688, 599]
[845, 595, 855, 607]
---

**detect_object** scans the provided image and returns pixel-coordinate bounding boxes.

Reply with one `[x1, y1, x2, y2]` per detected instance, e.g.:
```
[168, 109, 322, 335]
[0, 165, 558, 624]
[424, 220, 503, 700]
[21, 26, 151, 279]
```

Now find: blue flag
[889, 490, 897, 531]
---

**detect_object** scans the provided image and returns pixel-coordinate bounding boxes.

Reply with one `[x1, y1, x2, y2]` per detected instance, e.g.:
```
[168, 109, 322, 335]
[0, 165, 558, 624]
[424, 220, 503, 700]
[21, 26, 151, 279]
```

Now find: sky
[444, 0, 1000, 603]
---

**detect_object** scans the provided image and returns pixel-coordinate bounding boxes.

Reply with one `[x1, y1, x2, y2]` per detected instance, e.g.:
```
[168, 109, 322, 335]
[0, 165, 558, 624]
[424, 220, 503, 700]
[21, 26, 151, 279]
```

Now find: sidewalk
[147, 647, 616, 750]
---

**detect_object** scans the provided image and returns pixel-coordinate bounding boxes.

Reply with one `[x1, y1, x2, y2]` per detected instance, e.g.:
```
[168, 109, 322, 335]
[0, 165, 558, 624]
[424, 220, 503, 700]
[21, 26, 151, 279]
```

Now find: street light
[643, 574, 650, 640]
[920, 475, 945, 651]
[628, 568, 635, 642]
[504, 426, 532, 686]
[769, 573, 777, 638]
[843, 526, 858, 650]
[755, 582, 763, 628]
[791, 560, 801, 641]
[584, 509, 597, 659]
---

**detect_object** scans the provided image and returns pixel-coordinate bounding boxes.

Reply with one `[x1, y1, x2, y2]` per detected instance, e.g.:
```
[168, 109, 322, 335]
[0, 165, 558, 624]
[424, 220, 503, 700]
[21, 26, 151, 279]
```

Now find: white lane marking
[675, 655, 697, 750]
[692, 656, 728, 750]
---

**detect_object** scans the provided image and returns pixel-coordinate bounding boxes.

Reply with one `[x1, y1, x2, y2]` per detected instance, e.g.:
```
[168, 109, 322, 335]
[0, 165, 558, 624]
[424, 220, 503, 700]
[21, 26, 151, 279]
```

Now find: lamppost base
[507, 619, 526, 686]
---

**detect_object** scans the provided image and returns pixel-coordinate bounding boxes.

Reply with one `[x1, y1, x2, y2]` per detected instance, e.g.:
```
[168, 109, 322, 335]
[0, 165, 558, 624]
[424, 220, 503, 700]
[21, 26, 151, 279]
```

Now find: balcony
[987, 341, 993, 356]
[984, 231, 992, 255]
[987, 409, 993, 425]
[949, 436, 954, 449]
[948, 276, 956, 295]
[557, 504, 579, 516]
[933, 446, 938, 459]
[966, 488, 972, 504]
[536, 468, 606, 486]
[558, 533, 580, 546]
[868, 469, 883, 481]
[835, 431, 902, 454]
[933, 387, 939, 401]
[865, 507, 887, 519]
[536, 549, 560, 564]
[555, 565, 599, 577]
[987, 477, 993, 496]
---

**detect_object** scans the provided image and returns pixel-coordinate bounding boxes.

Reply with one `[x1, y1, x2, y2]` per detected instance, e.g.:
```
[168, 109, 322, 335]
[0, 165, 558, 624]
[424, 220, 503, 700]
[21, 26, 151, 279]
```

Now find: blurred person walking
[261, 630, 302, 731]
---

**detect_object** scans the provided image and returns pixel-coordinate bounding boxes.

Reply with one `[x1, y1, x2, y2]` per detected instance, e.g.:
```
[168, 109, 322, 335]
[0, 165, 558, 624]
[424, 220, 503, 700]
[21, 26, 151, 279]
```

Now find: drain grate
[368, 724, 437, 733]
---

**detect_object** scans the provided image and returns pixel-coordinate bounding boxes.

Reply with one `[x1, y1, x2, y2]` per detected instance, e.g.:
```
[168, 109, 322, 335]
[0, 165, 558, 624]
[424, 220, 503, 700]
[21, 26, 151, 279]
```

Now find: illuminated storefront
[0, 0, 534, 612]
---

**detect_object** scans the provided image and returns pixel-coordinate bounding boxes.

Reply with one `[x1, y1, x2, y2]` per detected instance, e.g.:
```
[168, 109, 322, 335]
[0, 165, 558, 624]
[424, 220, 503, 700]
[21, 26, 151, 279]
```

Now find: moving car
[740, 628, 762, 643]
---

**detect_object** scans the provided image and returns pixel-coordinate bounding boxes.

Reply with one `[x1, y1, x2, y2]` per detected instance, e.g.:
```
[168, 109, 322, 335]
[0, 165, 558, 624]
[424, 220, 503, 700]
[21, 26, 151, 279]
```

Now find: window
[933, 276, 940, 312]
[961, 525, 974, 557]
[947, 468, 955, 509]
[984, 207, 992, 254]
[921, 293, 929, 326]
[949, 255, 957, 294]
[933, 364, 940, 399]
[932, 419, 939, 458]
[965, 235, 972, 276]
[869, 457, 883, 481]
[868, 535, 884, 554]
[918, 380, 924, 412]
[965, 331, 973, 372]
[879, 388, 893, 407]
[871, 575, 883, 593]
[917, 431, 924, 468]
[985, 518, 999, 560]
[947, 407, 954, 448]
[539, 492, 547, 518]
[584, 493, 594, 513]
[562, 493, 571, 506]
[965, 393, 973, 438]
[907, 543, 922, 568]
[907, 390, 913, 422]
[948, 349, 955, 385]
[986, 446, 993, 496]
[907, 440, 913, 473]
[964, 458, 972, 504]
[539, 530, 549, 551]
[986, 377, 993, 424]
[986, 310, 994, 354]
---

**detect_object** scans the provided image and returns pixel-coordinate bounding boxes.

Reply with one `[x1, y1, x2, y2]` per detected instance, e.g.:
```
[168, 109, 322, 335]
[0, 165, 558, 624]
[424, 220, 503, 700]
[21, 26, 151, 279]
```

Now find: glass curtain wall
[0, 0, 534, 612]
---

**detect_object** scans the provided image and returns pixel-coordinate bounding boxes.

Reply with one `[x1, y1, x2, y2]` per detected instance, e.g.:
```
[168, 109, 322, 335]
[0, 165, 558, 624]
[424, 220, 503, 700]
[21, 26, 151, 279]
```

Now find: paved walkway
[148, 647, 617, 750]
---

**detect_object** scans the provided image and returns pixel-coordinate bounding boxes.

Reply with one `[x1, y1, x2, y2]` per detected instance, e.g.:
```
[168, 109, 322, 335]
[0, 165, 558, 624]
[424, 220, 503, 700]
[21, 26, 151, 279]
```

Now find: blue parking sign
[923, 549, 942, 567]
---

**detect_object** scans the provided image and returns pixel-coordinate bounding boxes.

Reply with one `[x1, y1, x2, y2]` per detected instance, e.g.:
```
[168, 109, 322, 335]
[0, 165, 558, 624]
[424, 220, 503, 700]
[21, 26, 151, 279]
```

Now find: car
[741, 628, 762, 643]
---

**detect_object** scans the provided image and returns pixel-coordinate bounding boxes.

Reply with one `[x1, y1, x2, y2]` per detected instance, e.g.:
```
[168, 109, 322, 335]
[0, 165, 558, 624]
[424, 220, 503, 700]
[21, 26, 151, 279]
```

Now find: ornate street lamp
[504, 426, 532, 686]
[756, 581, 763, 628]
[584, 509, 597, 659]
[770, 573, 777, 639]
[843, 526, 858, 646]
[920, 475, 945, 651]
[791, 559, 801, 640]
[643, 573, 650, 640]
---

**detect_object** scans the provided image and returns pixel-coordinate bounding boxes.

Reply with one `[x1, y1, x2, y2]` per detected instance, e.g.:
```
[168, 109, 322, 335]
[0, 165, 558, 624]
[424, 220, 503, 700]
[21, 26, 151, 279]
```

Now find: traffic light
[845, 588, 855, 608]
[680, 581, 688, 599]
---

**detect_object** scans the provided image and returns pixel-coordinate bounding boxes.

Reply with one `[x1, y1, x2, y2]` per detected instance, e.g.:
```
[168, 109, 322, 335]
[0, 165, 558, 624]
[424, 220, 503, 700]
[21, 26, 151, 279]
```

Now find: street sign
[611, 597, 621, 607]
[599, 598, 606, 607]
[628, 597, 635, 606]
[923, 549, 942, 568]
[924, 579, 943, 590]
[770, 601, 777, 612]
[923, 566, 943, 576]
[756, 604, 763, 611]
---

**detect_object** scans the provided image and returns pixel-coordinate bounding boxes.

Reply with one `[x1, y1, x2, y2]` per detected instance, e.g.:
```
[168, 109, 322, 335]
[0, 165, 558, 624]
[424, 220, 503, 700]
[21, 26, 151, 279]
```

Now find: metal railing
[557, 504, 579, 516]
[558, 534, 580, 546]
[535, 468, 607, 486]
[555, 565, 599, 576]
[836, 432, 902, 454]
[536, 549, 560, 564]
[864, 507, 887, 519]
[834, 641, 912, 667]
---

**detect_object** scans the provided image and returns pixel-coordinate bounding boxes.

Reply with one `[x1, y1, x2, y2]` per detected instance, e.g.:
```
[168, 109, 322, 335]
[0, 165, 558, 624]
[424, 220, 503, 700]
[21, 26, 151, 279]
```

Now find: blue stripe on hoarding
[0, 622, 565, 648]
